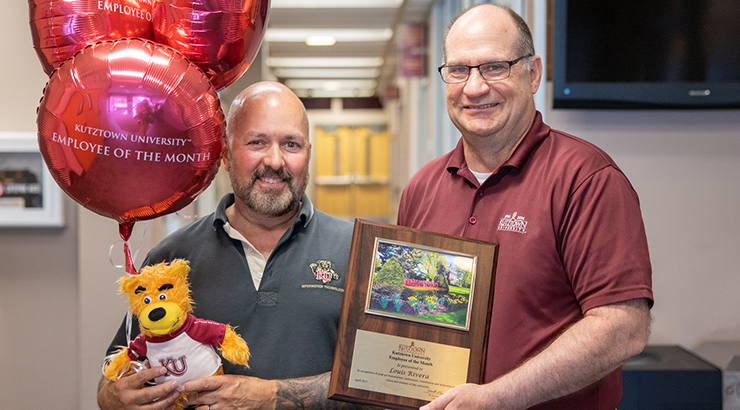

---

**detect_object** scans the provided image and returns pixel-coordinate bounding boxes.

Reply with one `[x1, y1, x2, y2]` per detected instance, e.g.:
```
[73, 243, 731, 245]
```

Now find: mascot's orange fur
[103, 259, 250, 410]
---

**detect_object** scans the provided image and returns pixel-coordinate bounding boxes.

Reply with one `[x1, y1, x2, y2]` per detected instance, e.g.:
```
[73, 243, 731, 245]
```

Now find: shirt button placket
[469, 189, 484, 225]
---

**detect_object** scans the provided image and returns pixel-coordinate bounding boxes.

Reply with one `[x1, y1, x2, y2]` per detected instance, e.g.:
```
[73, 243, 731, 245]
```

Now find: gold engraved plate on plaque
[348, 330, 470, 402]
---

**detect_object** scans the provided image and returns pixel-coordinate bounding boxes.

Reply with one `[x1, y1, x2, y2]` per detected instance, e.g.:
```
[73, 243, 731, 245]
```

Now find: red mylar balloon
[152, 0, 270, 91]
[36, 38, 224, 230]
[29, 0, 155, 76]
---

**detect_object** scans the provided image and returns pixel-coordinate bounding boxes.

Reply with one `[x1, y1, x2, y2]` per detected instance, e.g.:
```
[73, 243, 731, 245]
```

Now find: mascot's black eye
[158, 293, 167, 301]
[143, 296, 152, 304]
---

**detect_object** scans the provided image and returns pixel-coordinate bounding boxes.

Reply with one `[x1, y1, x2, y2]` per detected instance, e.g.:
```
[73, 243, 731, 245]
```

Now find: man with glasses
[398, 4, 653, 410]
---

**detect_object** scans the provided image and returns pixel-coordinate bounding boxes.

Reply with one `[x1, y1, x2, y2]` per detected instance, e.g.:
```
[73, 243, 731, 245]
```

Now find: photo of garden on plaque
[329, 220, 498, 410]
[365, 238, 477, 331]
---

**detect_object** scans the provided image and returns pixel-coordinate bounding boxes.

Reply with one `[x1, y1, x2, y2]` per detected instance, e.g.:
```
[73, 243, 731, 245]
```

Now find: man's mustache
[253, 166, 293, 183]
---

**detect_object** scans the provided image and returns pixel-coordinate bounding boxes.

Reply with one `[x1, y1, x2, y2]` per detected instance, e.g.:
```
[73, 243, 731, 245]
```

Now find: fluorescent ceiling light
[272, 0, 402, 8]
[322, 81, 343, 91]
[265, 29, 393, 43]
[273, 68, 381, 78]
[305, 36, 336, 46]
[285, 79, 378, 90]
[267, 57, 384, 68]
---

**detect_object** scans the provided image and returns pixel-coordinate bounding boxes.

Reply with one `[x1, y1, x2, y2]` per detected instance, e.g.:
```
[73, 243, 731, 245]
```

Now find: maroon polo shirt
[397, 112, 653, 409]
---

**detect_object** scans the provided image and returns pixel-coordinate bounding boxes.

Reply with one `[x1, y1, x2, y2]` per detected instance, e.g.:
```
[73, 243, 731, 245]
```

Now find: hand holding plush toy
[103, 259, 250, 410]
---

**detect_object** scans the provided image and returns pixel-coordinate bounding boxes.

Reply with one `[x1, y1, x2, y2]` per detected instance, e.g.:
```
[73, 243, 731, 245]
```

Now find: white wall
[0, 201, 80, 408]
[545, 100, 740, 349]
[0, 2, 80, 409]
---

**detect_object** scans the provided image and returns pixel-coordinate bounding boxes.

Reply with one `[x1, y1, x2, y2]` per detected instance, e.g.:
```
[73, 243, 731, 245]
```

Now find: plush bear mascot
[104, 259, 250, 410]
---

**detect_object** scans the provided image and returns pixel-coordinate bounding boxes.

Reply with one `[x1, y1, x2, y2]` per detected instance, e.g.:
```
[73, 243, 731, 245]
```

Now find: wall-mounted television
[552, 1, 740, 109]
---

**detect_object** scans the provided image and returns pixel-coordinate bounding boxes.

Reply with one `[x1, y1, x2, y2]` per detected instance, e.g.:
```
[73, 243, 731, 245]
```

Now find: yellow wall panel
[314, 125, 391, 221]
[315, 185, 351, 216]
[369, 131, 390, 178]
[352, 185, 389, 217]
[337, 127, 353, 176]
[314, 128, 337, 177]
[352, 127, 370, 176]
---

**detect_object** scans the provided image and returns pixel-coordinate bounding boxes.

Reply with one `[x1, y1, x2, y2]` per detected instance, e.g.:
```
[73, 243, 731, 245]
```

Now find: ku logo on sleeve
[310, 260, 340, 284]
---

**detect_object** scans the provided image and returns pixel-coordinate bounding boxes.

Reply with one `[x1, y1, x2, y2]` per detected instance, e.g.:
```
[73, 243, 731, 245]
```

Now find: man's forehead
[239, 125, 306, 140]
[242, 92, 290, 111]
[233, 117, 308, 143]
[446, 39, 517, 66]
[448, 7, 517, 46]
[446, 42, 512, 62]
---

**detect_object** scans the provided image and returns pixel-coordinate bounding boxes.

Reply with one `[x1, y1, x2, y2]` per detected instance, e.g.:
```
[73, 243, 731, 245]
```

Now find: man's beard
[231, 165, 308, 217]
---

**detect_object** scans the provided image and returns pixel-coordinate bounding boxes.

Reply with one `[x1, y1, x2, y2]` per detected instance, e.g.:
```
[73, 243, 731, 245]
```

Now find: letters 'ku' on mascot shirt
[127, 314, 226, 385]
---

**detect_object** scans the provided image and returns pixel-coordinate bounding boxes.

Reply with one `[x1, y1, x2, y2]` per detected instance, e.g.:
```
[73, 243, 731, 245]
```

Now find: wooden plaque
[329, 219, 498, 410]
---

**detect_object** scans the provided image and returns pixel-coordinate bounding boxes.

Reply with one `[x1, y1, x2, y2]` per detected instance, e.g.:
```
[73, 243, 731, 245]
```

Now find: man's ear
[222, 136, 231, 172]
[529, 55, 543, 94]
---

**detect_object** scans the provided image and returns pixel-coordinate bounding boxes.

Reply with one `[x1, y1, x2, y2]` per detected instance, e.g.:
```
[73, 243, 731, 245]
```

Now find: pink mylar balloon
[29, 0, 155, 76]
[36, 38, 224, 227]
[153, 0, 270, 91]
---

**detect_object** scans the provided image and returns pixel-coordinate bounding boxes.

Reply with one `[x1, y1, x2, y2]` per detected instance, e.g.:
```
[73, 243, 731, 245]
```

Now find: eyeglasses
[438, 54, 533, 84]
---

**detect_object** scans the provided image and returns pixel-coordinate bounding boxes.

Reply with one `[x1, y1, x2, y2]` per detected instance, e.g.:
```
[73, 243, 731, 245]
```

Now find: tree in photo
[373, 257, 405, 292]
[434, 263, 450, 292]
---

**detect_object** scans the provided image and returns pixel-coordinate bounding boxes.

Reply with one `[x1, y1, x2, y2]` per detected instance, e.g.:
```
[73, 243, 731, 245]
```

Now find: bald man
[398, 4, 653, 410]
[98, 82, 364, 410]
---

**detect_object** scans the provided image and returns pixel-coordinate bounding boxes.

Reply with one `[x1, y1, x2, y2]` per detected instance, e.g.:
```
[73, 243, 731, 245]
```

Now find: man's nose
[262, 143, 285, 168]
[463, 67, 491, 96]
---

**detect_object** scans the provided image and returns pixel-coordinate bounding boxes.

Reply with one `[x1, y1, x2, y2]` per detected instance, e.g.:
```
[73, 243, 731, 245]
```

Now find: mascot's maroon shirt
[128, 314, 226, 386]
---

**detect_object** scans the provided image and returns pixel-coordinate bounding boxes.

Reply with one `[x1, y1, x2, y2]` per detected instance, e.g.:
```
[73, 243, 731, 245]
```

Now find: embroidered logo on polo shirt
[498, 212, 528, 234]
[310, 260, 340, 284]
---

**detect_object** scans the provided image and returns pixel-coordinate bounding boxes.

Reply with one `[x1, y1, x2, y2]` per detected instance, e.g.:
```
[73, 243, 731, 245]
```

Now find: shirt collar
[445, 111, 550, 178]
[213, 193, 315, 231]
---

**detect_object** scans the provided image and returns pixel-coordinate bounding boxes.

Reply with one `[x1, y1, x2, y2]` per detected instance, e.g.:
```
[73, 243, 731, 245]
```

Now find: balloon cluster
[29, 0, 270, 273]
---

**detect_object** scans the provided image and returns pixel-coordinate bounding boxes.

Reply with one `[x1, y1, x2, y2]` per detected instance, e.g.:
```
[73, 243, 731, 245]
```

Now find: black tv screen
[553, 0, 740, 109]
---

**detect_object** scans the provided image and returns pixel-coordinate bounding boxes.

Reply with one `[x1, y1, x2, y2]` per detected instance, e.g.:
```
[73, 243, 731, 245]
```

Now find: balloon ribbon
[119, 222, 138, 275]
